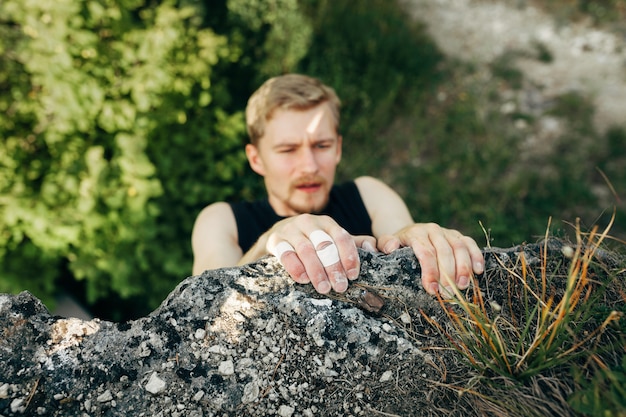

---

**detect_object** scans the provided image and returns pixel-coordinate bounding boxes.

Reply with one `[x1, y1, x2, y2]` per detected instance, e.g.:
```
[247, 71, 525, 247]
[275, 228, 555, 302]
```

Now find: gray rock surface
[2, 242, 621, 416]
[0, 248, 444, 416]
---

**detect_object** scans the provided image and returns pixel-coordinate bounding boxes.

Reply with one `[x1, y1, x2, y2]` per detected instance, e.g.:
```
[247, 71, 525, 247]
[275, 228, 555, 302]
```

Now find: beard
[289, 194, 329, 215]
[278, 176, 332, 215]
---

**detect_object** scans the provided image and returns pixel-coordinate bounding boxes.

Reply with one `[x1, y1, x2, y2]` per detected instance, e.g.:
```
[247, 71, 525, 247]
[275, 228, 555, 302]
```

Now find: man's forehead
[265, 105, 337, 142]
[305, 108, 325, 135]
[269, 102, 332, 121]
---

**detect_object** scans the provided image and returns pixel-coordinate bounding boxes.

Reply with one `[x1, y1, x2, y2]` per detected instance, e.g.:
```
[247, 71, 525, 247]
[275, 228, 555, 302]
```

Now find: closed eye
[277, 147, 297, 153]
[314, 140, 335, 149]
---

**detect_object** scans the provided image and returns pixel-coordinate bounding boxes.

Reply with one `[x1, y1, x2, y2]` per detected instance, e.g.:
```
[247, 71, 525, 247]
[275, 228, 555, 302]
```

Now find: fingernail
[317, 280, 331, 294]
[383, 242, 394, 254]
[458, 275, 469, 289]
[429, 283, 439, 295]
[333, 273, 348, 293]
[347, 268, 359, 280]
[297, 273, 310, 284]
[475, 262, 484, 274]
[442, 286, 455, 299]
[363, 241, 376, 253]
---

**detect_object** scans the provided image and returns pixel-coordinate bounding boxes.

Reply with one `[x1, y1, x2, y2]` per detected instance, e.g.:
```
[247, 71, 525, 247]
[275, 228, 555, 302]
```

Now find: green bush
[0, 0, 311, 319]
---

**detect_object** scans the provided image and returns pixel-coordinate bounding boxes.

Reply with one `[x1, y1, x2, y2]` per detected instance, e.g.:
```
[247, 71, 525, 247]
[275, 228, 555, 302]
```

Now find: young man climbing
[192, 74, 484, 296]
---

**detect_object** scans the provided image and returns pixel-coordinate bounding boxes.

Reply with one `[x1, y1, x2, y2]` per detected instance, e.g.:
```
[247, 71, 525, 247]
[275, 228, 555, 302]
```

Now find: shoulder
[354, 175, 404, 209]
[191, 201, 241, 274]
[192, 202, 237, 244]
[354, 176, 396, 196]
[194, 201, 235, 224]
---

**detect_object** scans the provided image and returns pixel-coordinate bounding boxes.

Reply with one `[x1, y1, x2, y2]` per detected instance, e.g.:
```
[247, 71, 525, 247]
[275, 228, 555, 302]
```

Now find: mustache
[292, 176, 326, 187]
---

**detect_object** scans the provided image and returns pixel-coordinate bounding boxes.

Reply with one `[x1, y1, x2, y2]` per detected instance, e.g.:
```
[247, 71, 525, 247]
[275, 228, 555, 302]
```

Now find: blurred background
[1, 0, 625, 321]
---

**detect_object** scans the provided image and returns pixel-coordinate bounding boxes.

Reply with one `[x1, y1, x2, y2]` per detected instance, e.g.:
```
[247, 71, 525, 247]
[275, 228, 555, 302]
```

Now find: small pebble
[218, 360, 234, 376]
[97, 390, 113, 403]
[192, 390, 205, 402]
[10, 398, 25, 413]
[399, 312, 412, 324]
[379, 370, 394, 382]
[278, 404, 295, 417]
[145, 372, 167, 395]
[0, 383, 9, 399]
[561, 245, 575, 258]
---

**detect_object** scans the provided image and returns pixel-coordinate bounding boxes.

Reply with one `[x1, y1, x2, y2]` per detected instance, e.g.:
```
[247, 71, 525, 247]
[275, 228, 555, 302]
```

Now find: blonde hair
[245, 74, 341, 145]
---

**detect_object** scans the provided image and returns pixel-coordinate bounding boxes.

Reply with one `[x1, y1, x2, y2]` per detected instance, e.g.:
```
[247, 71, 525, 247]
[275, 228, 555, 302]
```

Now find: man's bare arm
[355, 176, 414, 239]
[191, 202, 242, 275]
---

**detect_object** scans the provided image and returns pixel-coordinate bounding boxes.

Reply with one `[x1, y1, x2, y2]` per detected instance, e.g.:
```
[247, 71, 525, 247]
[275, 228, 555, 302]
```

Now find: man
[192, 74, 484, 296]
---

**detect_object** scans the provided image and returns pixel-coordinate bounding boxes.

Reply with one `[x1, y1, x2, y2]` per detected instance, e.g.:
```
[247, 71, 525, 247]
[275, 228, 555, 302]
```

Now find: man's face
[245, 102, 342, 216]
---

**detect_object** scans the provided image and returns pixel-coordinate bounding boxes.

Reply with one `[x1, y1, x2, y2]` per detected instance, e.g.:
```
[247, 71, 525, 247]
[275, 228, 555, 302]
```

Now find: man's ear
[245, 143, 266, 176]
[336, 135, 343, 164]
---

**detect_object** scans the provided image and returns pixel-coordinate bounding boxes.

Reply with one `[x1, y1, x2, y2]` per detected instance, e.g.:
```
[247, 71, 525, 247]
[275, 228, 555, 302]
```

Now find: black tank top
[229, 181, 373, 253]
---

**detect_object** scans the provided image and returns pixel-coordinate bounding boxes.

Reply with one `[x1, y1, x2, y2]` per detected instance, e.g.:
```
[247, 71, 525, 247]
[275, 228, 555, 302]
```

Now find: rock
[379, 370, 394, 382]
[144, 372, 166, 395]
[0, 248, 424, 416]
[96, 390, 113, 403]
[278, 404, 295, 417]
[218, 360, 234, 376]
[0, 243, 623, 416]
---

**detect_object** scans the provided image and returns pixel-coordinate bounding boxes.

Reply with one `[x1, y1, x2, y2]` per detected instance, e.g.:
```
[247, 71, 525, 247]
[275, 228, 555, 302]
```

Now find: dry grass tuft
[421, 213, 626, 416]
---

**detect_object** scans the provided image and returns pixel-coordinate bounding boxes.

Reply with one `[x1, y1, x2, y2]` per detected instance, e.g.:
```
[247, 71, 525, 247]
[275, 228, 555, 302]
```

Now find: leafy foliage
[0, 0, 306, 319]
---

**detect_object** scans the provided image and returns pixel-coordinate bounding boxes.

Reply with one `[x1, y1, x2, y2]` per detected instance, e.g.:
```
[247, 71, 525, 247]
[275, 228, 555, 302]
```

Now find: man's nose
[298, 147, 319, 173]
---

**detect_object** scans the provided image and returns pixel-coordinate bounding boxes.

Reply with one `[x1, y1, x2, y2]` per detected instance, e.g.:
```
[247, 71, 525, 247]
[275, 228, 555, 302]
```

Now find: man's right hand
[263, 214, 376, 294]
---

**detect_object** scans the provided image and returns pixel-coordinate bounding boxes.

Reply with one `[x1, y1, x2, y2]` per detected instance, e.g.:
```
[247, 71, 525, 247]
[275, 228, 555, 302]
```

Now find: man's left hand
[377, 223, 485, 297]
